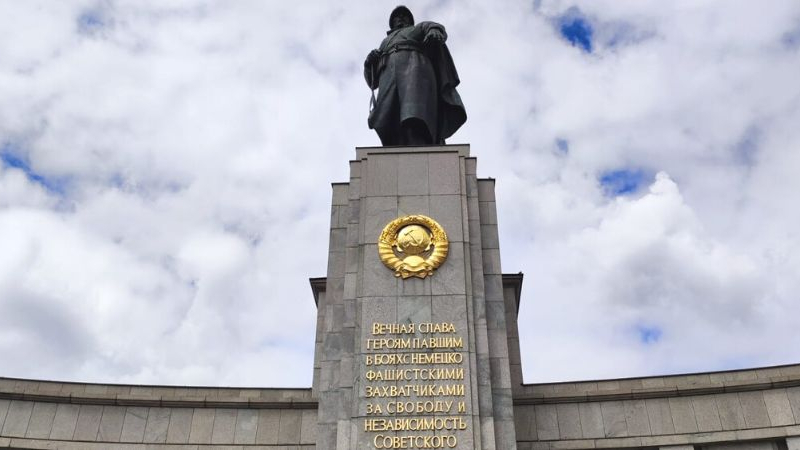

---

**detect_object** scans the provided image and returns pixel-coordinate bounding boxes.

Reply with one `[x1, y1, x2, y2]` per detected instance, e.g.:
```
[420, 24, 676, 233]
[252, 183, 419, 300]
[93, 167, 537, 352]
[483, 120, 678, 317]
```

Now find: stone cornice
[0, 376, 317, 409]
[515, 363, 800, 405]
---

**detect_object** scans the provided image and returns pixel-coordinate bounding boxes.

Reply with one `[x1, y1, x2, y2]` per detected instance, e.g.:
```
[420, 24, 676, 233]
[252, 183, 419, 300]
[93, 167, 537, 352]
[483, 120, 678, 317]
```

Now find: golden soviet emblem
[378, 215, 449, 279]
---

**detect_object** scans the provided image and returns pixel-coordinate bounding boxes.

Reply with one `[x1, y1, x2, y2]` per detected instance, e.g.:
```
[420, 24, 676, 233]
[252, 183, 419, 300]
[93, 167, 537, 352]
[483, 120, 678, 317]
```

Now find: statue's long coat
[365, 22, 466, 145]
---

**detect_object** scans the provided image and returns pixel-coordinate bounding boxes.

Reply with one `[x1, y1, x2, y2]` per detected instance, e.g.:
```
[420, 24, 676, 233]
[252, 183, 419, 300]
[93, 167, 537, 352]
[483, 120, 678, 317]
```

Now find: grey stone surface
[476, 352, 491, 387]
[513, 405, 536, 441]
[399, 274, 432, 296]
[481, 223, 500, 249]
[431, 295, 468, 332]
[359, 296, 397, 341]
[335, 419, 350, 449]
[739, 391, 770, 428]
[361, 244, 398, 296]
[398, 152, 429, 195]
[490, 356, 512, 390]
[706, 442, 780, 450]
[430, 194, 464, 242]
[49, 404, 79, 440]
[429, 152, 461, 195]
[255, 410, 280, 445]
[300, 408, 317, 444]
[233, 409, 258, 444]
[477, 178, 496, 202]
[763, 389, 794, 425]
[479, 199, 497, 225]
[316, 422, 336, 450]
[668, 397, 698, 433]
[483, 248, 502, 275]
[332, 183, 349, 206]
[329, 228, 347, 253]
[211, 408, 237, 444]
[0, 399, 8, 433]
[366, 153, 398, 196]
[165, 407, 193, 444]
[624, 400, 651, 436]
[601, 401, 628, 438]
[1, 400, 32, 437]
[97, 406, 125, 442]
[787, 386, 800, 422]
[578, 402, 604, 439]
[188, 408, 214, 444]
[480, 415, 497, 449]
[120, 406, 148, 442]
[431, 242, 467, 295]
[396, 295, 431, 325]
[692, 396, 722, 432]
[788, 436, 800, 450]
[362, 196, 398, 245]
[278, 410, 302, 444]
[348, 198, 361, 225]
[485, 297, 507, 331]
[535, 405, 559, 440]
[715, 393, 746, 430]
[143, 407, 170, 443]
[495, 417, 517, 450]
[556, 403, 581, 439]
[24, 402, 56, 439]
[645, 398, 674, 435]
[494, 387, 516, 420]
[398, 195, 430, 217]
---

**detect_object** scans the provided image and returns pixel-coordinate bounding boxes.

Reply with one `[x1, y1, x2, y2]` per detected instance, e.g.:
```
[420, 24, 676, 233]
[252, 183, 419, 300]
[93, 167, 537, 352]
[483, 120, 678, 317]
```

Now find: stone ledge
[517, 363, 800, 404]
[355, 143, 470, 159]
[1, 436, 317, 449]
[0, 376, 316, 409]
[518, 424, 800, 449]
[0, 391, 319, 409]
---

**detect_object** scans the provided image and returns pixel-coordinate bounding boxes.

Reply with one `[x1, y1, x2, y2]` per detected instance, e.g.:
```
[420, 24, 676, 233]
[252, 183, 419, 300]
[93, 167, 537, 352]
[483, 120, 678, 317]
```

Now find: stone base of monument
[312, 144, 522, 450]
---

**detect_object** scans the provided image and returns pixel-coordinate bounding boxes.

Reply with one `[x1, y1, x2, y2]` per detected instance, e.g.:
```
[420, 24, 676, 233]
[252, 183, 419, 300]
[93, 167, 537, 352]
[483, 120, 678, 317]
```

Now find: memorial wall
[312, 145, 517, 450]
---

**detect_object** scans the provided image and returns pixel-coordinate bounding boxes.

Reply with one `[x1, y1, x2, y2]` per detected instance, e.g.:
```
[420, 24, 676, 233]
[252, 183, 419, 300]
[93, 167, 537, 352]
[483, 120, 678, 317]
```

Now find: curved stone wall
[514, 364, 800, 450]
[0, 377, 316, 449]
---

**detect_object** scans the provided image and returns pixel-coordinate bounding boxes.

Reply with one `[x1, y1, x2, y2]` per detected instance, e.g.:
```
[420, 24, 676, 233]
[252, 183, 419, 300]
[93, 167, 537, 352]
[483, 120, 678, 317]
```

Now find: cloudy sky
[1, 0, 799, 387]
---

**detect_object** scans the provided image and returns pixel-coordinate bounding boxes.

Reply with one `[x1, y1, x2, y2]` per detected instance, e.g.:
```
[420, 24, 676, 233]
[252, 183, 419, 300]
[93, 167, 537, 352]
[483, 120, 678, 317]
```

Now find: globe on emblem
[396, 224, 432, 256]
[378, 214, 449, 279]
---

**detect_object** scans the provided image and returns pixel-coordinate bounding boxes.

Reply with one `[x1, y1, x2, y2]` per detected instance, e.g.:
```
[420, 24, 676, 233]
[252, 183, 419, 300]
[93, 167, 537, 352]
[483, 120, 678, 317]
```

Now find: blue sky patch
[555, 138, 569, 154]
[557, 8, 593, 53]
[1, 145, 67, 195]
[599, 168, 650, 196]
[782, 23, 800, 50]
[636, 325, 662, 345]
[734, 125, 760, 166]
[77, 10, 106, 35]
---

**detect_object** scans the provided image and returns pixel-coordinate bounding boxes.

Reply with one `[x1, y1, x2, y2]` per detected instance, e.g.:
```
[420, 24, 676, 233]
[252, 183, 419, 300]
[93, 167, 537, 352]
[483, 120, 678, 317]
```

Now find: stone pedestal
[313, 145, 520, 450]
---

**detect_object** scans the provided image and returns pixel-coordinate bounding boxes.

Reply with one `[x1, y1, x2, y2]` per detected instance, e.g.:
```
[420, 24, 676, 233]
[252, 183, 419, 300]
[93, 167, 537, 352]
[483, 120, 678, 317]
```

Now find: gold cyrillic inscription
[365, 416, 468, 431]
[373, 434, 457, 449]
[365, 368, 464, 381]
[365, 383, 465, 398]
[366, 352, 463, 365]
[366, 337, 463, 350]
[364, 322, 467, 449]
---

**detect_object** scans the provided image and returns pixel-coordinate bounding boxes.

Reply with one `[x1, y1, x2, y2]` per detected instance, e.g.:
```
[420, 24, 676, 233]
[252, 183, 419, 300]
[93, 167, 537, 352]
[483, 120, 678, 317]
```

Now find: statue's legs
[399, 118, 432, 146]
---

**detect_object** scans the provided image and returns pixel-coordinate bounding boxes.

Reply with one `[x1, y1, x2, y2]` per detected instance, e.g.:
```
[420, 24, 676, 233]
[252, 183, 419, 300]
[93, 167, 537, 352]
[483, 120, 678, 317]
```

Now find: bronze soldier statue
[364, 6, 466, 146]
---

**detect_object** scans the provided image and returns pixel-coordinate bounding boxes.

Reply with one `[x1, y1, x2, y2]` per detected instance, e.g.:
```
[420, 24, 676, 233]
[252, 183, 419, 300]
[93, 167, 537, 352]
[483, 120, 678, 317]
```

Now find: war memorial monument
[3, 6, 800, 450]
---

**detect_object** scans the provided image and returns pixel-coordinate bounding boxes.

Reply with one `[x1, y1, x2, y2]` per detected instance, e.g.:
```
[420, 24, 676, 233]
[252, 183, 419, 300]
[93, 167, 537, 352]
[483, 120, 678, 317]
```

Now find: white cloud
[0, 0, 799, 386]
